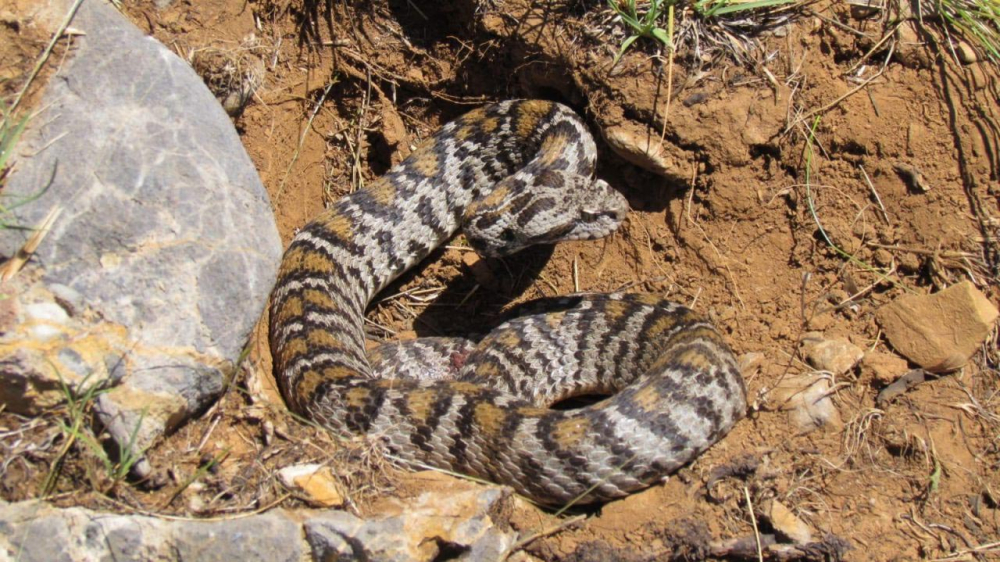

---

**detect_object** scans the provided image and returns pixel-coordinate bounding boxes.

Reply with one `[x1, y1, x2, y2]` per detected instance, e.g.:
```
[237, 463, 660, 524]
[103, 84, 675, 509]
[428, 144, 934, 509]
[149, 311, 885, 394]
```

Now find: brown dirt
[2, 0, 999, 560]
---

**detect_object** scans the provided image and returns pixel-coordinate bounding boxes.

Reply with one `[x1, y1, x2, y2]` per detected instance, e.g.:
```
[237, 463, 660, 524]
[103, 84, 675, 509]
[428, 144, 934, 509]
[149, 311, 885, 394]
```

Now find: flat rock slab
[0, 0, 281, 468]
[0, 484, 516, 562]
[305, 486, 517, 561]
[876, 281, 998, 372]
[0, 501, 302, 562]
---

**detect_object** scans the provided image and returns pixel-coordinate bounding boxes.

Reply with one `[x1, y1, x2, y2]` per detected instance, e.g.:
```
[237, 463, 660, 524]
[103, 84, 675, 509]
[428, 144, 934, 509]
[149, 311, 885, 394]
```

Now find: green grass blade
[0, 106, 30, 177]
[613, 34, 641, 65]
[705, 0, 796, 16]
[650, 26, 672, 46]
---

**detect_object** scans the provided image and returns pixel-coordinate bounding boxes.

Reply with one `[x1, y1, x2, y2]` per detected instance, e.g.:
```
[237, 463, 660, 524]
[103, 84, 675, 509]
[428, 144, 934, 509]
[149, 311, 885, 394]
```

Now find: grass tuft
[605, 0, 801, 68]
[934, 0, 1000, 62]
[607, 0, 673, 66]
[42, 370, 146, 497]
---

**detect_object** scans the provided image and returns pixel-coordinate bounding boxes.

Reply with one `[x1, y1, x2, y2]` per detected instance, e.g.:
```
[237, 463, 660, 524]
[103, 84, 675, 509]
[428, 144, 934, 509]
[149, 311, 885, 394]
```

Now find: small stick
[785, 65, 887, 134]
[844, 21, 902, 76]
[9, 0, 86, 116]
[837, 264, 896, 306]
[864, 242, 975, 259]
[509, 514, 587, 554]
[572, 256, 580, 293]
[277, 80, 335, 199]
[103, 492, 292, 522]
[689, 287, 702, 309]
[929, 541, 1000, 561]
[744, 486, 764, 562]
[658, 4, 676, 147]
[0, 206, 63, 282]
[405, 0, 428, 20]
[194, 413, 222, 454]
[456, 284, 480, 308]
[858, 165, 889, 224]
[808, 10, 870, 38]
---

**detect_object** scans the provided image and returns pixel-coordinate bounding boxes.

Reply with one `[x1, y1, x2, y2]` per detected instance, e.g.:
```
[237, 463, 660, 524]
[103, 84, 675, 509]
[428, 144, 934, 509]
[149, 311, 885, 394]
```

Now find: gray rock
[0, 484, 515, 562]
[0, 501, 304, 561]
[174, 512, 302, 562]
[304, 484, 517, 562]
[0, 0, 281, 465]
[0, 277, 127, 415]
[0, 502, 74, 562]
[305, 511, 370, 561]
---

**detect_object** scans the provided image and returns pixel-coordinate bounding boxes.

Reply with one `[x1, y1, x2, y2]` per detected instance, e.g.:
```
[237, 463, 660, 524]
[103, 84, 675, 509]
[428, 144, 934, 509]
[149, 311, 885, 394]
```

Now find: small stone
[764, 500, 814, 545]
[873, 249, 892, 267]
[602, 125, 675, 178]
[738, 352, 765, 375]
[461, 251, 481, 269]
[862, 351, 909, 385]
[770, 374, 842, 433]
[955, 41, 979, 64]
[24, 301, 70, 341]
[462, 249, 501, 291]
[801, 334, 864, 375]
[849, 0, 882, 19]
[969, 64, 988, 91]
[895, 162, 931, 192]
[277, 464, 345, 508]
[877, 281, 999, 372]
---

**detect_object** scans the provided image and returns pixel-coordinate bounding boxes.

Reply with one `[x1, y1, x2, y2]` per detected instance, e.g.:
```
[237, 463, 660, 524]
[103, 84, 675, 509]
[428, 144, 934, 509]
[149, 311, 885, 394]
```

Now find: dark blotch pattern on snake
[269, 100, 747, 505]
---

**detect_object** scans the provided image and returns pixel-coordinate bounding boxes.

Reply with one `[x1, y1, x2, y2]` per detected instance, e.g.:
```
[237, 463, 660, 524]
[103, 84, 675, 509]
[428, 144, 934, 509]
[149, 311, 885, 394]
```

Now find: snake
[269, 100, 747, 505]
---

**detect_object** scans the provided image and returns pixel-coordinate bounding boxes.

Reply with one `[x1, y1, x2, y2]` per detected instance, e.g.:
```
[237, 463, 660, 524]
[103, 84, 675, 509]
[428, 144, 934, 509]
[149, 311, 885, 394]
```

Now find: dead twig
[876, 369, 935, 407]
[507, 514, 587, 556]
[0, 206, 63, 282]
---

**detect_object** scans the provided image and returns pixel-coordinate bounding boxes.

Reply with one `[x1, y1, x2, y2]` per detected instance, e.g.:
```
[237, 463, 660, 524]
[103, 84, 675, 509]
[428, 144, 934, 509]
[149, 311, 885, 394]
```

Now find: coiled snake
[269, 100, 747, 505]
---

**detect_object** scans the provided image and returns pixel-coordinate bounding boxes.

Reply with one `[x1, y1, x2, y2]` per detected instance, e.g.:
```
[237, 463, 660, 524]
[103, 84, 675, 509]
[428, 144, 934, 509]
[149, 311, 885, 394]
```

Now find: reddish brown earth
[2, 1, 998, 560]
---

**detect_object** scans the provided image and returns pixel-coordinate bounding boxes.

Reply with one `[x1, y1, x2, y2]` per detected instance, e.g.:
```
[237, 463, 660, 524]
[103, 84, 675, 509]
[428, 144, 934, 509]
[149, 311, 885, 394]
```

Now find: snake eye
[500, 229, 515, 243]
[582, 208, 625, 222]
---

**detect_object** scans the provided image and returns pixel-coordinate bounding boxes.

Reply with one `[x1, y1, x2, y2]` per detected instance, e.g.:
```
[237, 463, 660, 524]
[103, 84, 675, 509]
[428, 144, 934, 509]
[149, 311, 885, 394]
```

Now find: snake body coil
[270, 100, 747, 505]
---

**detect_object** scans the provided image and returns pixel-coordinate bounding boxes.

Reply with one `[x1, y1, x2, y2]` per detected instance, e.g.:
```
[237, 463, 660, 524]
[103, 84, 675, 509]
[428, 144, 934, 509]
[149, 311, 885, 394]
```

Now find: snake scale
[269, 100, 747, 505]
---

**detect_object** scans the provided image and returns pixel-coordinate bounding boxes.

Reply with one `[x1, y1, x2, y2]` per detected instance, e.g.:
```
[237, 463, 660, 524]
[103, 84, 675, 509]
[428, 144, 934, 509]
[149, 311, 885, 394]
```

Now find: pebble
[954, 41, 978, 64]
[764, 499, 814, 545]
[770, 374, 842, 433]
[278, 464, 346, 508]
[801, 333, 864, 375]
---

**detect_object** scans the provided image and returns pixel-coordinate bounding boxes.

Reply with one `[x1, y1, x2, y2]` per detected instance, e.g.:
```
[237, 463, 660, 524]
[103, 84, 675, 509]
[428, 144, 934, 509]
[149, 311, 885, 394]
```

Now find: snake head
[465, 177, 629, 258]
